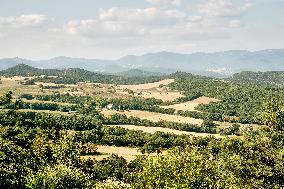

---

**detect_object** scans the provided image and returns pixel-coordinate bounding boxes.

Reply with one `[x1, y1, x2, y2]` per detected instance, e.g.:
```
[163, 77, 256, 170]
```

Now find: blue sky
[0, 0, 283, 59]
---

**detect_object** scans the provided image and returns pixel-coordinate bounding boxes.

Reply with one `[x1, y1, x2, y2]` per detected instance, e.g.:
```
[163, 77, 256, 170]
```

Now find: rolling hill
[0, 64, 166, 84]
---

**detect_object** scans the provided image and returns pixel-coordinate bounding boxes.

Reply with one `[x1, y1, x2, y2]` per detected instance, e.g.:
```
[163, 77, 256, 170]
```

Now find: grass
[80, 145, 142, 162]
[160, 96, 220, 111]
[102, 109, 204, 125]
[116, 79, 184, 101]
[109, 124, 222, 138]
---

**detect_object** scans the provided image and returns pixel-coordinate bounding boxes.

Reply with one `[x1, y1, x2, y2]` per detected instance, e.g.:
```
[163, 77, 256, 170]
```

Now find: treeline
[33, 93, 92, 104]
[104, 97, 176, 114]
[104, 113, 217, 134]
[0, 64, 167, 85]
[231, 71, 284, 87]
[3, 101, 77, 112]
[28, 94, 177, 114]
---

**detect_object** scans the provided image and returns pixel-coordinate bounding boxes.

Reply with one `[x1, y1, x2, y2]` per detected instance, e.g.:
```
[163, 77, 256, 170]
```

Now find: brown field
[81, 145, 142, 162]
[0, 77, 118, 98]
[160, 96, 220, 111]
[1, 77, 183, 101]
[137, 91, 184, 101]
[101, 109, 203, 125]
[116, 79, 184, 101]
[109, 125, 222, 138]
[80, 145, 166, 162]
[117, 79, 175, 90]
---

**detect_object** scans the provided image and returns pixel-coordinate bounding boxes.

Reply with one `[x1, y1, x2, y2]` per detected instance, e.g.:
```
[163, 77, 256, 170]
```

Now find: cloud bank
[0, 0, 283, 59]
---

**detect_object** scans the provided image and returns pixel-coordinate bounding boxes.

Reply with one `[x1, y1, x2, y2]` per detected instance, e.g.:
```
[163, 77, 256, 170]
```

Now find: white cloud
[229, 19, 241, 28]
[61, 7, 186, 39]
[0, 1, 281, 60]
[198, 0, 252, 17]
[0, 14, 48, 28]
[147, 0, 184, 7]
[0, 7, 245, 59]
[99, 7, 185, 25]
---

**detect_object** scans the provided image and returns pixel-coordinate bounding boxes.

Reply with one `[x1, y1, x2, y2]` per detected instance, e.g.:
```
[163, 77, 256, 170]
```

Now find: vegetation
[1, 67, 284, 188]
[0, 64, 167, 85]
[231, 71, 284, 87]
[170, 72, 284, 124]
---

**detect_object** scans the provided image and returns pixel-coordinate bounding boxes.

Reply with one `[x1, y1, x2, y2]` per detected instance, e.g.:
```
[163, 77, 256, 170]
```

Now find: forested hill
[0, 64, 63, 76]
[231, 71, 284, 87]
[0, 64, 167, 84]
[115, 69, 165, 77]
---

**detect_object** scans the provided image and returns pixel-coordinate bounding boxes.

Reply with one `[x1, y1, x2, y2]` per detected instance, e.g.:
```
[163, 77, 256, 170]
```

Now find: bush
[26, 164, 92, 189]
[20, 93, 34, 100]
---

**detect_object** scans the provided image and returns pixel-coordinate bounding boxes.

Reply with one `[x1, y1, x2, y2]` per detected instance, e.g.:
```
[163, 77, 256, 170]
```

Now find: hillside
[115, 69, 165, 77]
[0, 64, 166, 84]
[231, 71, 284, 87]
[1, 49, 284, 76]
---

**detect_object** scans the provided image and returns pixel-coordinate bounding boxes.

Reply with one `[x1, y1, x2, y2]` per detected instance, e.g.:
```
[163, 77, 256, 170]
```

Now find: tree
[263, 98, 284, 131]
[26, 164, 91, 189]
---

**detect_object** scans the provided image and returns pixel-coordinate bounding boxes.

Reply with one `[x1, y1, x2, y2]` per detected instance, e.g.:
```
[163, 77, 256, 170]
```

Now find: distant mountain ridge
[1, 49, 284, 76]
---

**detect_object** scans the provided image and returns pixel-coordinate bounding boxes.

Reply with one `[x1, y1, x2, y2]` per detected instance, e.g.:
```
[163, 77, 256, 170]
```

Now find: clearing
[102, 109, 203, 125]
[81, 145, 142, 162]
[117, 79, 175, 90]
[160, 96, 220, 111]
[116, 79, 184, 101]
[109, 124, 222, 138]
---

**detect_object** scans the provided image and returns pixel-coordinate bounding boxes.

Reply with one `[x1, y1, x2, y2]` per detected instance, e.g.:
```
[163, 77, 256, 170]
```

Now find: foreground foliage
[1, 88, 284, 188]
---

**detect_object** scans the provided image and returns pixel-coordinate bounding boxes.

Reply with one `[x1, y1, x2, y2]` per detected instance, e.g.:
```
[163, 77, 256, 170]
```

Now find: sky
[0, 0, 284, 60]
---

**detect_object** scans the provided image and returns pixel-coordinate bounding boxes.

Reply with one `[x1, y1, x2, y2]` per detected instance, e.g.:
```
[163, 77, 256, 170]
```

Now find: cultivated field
[81, 145, 142, 162]
[160, 96, 220, 111]
[102, 109, 204, 125]
[116, 79, 184, 101]
[137, 90, 184, 102]
[109, 124, 222, 138]
[117, 79, 175, 90]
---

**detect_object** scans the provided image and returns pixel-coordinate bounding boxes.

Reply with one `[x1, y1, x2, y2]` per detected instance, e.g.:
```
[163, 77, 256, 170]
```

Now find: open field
[137, 90, 184, 102]
[116, 79, 184, 101]
[102, 109, 204, 125]
[80, 145, 166, 162]
[81, 145, 142, 162]
[160, 96, 220, 111]
[109, 124, 222, 138]
[0, 79, 40, 96]
[117, 79, 175, 90]
[0, 77, 120, 98]
[1, 77, 183, 101]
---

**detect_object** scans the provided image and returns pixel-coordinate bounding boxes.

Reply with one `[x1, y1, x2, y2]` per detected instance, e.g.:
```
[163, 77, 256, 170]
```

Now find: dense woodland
[1, 65, 284, 188]
[231, 71, 284, 87]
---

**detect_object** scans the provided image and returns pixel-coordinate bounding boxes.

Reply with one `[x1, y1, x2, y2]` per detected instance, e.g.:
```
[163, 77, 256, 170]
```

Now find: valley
[1, 64, 283, 188]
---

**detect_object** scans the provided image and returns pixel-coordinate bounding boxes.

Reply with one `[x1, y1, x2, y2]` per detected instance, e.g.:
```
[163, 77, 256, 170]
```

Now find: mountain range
[1, 49, 284, 77]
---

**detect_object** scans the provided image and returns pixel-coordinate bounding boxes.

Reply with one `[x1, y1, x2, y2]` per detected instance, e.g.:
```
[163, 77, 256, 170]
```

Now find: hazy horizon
[1, 48, 283, 61]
